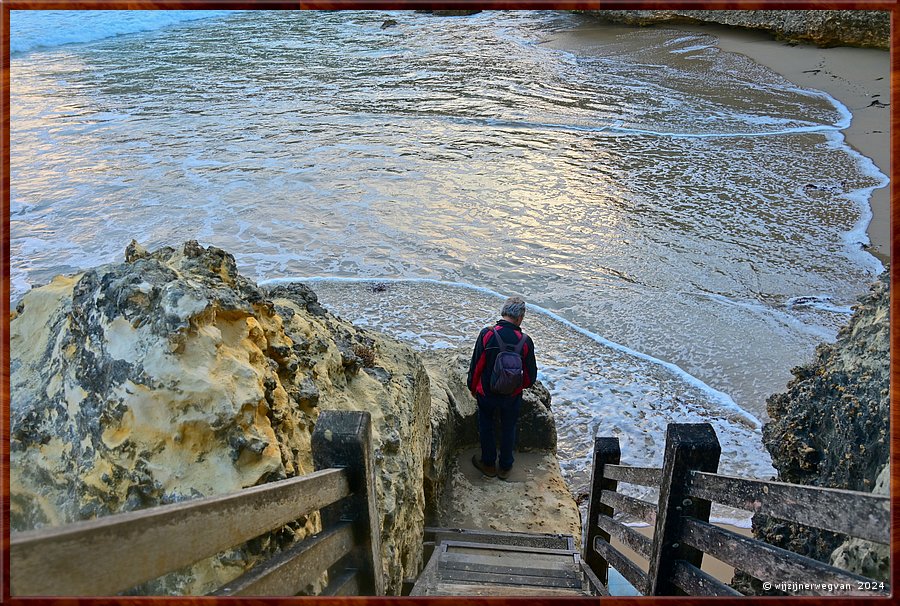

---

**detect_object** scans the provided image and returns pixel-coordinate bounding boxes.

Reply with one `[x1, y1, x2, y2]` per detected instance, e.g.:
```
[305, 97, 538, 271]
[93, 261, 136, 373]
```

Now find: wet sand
[686, 23, 890, 265]
[610, 522, 752, 592]
[544, 21, 891, 264]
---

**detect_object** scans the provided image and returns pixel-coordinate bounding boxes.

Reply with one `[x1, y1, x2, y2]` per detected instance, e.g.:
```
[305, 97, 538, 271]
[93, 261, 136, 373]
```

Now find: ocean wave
[261, 275, 763, 430]
[10, 10, 237, 55]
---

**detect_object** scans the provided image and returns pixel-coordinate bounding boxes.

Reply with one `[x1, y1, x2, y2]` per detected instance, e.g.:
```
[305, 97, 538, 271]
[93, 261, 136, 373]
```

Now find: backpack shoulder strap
[491, 326, 509, 349]
[513, 331, 528, 354]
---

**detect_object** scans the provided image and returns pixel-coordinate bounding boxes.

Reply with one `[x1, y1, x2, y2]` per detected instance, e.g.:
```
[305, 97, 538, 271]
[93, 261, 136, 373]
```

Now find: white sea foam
[262, 276, 762, 430]
[786, 295, 854, 315]
[823, 131, 888, 276]
[670, 43, 715, 54]
[695, 292, 839, 341]
[450, 115, 843, 139]
[10, 12, 880, 531]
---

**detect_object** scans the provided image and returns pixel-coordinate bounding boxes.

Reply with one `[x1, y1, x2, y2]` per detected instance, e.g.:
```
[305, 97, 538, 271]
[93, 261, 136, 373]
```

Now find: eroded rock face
[731, 271, 889, 593]
[10, 241, 430, 595]
[583, 10, 889, 49]
[763, 271, 889, 493]
[829, 464, 889, 582]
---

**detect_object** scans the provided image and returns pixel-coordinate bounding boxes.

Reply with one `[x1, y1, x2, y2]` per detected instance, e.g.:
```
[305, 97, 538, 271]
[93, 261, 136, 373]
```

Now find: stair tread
[424, 582, 588, 596]
[411, 537, 588, 596]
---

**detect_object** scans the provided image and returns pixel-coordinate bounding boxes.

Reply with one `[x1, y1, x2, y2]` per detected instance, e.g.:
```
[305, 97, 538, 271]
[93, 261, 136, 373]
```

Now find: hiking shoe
[472, 454, 497, 477]
[498, 466, 512, 481]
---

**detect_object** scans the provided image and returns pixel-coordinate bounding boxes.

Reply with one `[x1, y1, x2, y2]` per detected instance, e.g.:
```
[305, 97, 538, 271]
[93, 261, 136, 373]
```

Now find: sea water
[10, 10, 888, 525]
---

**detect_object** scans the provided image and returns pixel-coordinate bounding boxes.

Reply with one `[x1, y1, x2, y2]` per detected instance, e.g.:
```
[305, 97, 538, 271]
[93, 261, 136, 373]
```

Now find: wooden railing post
[647, 423, 720, 596]
[312, 410, 384, 596]
[584, 436, 620, 586]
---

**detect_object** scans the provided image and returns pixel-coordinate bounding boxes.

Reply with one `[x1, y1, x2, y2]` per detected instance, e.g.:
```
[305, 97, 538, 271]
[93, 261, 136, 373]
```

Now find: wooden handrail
[321, 569, 362, 597]
[647, 423, 720, 595]
[599, 490, 657, 525]
[603, 464, 662, 487]
[11, 409, 384, 597]
[684, 470, 890, 544]
[584, 437, 619, 584]
[582, 423, 890, 597]
[579, 559, 610, 596]
[670, 560, 741, 597]
[593, 538, 648, 595]
[680, 518, 888, 596]
[11, 468, 351, 596]
[212, 521, 356, 596]
[596, 514, 652, 560]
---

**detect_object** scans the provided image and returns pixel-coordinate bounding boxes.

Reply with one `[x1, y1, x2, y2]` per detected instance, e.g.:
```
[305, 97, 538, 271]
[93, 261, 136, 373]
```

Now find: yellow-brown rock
[10, 241, 430, 595]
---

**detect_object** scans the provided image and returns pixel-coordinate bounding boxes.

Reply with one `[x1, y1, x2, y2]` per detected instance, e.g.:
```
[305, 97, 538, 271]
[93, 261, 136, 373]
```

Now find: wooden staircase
[410, 528, 593, 596]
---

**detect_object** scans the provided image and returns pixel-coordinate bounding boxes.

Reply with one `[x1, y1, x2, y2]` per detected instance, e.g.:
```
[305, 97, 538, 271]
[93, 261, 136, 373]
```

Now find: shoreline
[544, 21, 891, 267]
[684, 23, 890, 267]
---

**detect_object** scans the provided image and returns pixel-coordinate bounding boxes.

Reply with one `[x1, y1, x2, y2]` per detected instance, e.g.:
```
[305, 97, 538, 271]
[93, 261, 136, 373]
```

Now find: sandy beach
[542, 20, 891, 592]
[545, 21, 891, 265]
[610, 522, 753, 591]
[692, 23, 891, 266]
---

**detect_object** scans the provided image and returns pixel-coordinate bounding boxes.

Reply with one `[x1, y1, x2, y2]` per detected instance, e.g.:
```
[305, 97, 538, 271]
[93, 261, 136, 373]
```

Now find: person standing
[467, 296, 538, 480]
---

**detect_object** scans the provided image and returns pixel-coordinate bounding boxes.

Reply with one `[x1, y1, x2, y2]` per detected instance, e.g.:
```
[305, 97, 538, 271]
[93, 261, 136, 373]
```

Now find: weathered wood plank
[426, 582, 586, 596]
[409, 545, 443, 597]
[580, 559, 610, 596]
[439, 568, 583, 589]
[600, 490, 657, 525]
[585, 436, 620, 584]
[684, 471, 890, 544]
[441, 553, 578, 578]
[443, 540, 578, 559]
[312, 410, 384, 596]
[647, 423, 720, 596]
[603, 464, 662, 487]
[10, 468, 350, 596]
[211, 521, 355, 596]
[593, 538, 648, 595]
[596, 514, 653, 560]
[670, 560, 742, 597]
[425, 527, 573, 550]
[321, 569, 360, 597]
[680, 518, 890, 596]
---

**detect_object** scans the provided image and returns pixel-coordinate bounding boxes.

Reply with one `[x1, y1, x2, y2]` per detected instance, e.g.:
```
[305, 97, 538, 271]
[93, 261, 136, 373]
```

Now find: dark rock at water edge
[764, 270, 888, 492]
[732, 270, 890, 593]
[265, 282, 328, 317]
[580, 10, 889, 50]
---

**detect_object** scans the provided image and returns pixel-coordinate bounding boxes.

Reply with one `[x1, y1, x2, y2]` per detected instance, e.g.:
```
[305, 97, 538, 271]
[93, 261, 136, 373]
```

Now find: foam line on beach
[763, 67, 885, 276]
[261, 276, 763, 429]
[822, 131, 889, 276]
[785, 296, 854, 315]
[414, 115, 847, 139]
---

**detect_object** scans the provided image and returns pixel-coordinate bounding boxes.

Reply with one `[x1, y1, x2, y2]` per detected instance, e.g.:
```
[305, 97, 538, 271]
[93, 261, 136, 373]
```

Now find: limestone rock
[582, 10, 889, 49]
[828, 464, 889, 581]
[10, 241, 430, 595]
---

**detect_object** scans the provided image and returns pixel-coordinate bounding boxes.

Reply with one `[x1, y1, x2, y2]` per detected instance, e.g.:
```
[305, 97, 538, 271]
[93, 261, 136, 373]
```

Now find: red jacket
[466, 319, 537, 397]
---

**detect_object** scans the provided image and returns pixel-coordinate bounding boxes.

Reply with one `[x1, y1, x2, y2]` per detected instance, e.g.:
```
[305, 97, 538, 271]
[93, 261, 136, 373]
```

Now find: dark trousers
[477, 393, 522, 471]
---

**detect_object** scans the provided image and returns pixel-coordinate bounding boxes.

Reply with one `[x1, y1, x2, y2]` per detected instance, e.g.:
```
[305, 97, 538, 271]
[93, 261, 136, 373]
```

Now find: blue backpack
[489, 326, 528, 395]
